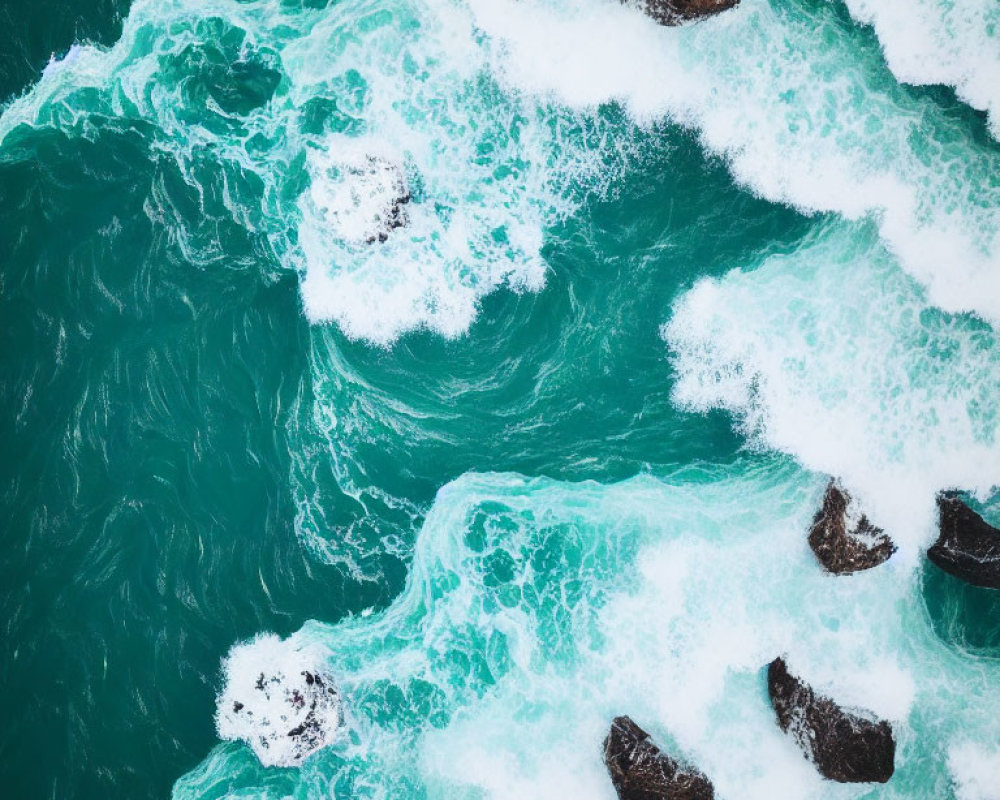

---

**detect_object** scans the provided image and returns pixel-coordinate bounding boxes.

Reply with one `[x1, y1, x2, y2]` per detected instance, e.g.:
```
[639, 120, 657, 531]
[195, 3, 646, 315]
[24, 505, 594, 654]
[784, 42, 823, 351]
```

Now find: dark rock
[767, 657, 895, 784]
[808, 481, 895, 574]
[928, 494, 1000, 589]
[603, 715, 714, 800]
[635, 0, 739, 26]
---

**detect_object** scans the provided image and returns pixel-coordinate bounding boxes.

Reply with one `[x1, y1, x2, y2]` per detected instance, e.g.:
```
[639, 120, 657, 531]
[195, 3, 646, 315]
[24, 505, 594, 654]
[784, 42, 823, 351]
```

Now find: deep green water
[0, 0, 131, 104]
[2, 0, 1000, 798]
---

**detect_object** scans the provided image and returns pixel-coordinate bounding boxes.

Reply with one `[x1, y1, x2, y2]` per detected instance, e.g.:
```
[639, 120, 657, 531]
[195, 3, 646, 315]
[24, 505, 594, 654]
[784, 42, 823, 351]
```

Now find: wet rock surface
[636, 0, 739, 26]
[808, 481, 895, 574]
[603, 715, 714, 800]
[928, 494, 1000, 589]
[767, 657, 895, 784]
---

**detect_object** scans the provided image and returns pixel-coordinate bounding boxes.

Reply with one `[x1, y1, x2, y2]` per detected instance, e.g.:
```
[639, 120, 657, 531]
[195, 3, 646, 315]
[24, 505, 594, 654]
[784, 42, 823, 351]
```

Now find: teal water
[0, 0, 131, 103]
[1, 1, 999, 799]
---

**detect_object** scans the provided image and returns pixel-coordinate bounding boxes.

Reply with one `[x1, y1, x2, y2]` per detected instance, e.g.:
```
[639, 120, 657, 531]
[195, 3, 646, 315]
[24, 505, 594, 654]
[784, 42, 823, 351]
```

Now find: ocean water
[1, 0, 999, 798]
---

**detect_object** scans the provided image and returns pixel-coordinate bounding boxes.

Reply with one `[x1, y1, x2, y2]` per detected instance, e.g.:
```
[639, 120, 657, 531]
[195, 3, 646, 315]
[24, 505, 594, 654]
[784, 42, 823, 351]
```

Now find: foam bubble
[295, 117, 552, 343]
[282, 0, 564, 343]
[304, 144, 411, 246]
[664, 221, 1000, 550]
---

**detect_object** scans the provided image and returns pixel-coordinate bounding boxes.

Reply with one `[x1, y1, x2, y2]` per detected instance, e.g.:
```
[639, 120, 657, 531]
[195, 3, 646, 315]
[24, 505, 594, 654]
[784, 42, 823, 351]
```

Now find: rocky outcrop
[767, 657, 895, 784]
[636, 0, 739, 26]
[215, 634, 343, 767]
[603, 716, 714, 800]
[808, 481, 895, 574]
[928, 494, 1000, 589]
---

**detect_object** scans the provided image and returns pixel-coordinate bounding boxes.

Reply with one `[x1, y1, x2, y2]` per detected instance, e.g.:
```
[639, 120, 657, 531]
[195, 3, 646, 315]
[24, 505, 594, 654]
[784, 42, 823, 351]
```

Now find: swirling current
[1, 0, 999, 798]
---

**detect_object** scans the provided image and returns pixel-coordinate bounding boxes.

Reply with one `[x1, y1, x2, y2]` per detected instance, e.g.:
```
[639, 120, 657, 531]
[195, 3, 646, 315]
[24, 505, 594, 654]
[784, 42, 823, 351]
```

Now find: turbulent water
[2, 0, 999, 798]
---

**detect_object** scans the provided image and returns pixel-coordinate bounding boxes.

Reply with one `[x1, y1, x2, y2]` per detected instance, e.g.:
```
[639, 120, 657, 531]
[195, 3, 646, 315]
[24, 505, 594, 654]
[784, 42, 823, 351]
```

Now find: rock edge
[767, 657, 895, 784]
[603, 715, 714, 800]
[636, 0, 739, 27]
[928, 494, 1000, 589]
[808, 481, 895, 574]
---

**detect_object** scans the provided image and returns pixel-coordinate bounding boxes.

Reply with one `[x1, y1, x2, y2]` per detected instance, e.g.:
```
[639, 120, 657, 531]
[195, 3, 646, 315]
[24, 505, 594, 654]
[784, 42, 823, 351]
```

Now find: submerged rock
[603, 715, 714, 800]
[767, 657, 895, 784]
[215, 634, 342, 767]
[808, 481, 895, 574]
[928, 494, 1000, 589]
[635, 0, 739, 27]
[310, 151, 411, 245]
[354, 156, 411, 244]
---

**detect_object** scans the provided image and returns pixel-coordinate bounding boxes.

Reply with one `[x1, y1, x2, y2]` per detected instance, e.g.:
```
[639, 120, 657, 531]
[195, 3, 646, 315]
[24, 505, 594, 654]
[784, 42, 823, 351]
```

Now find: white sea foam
[949, 742, 1000, 800]
[6, 0, 1000, 339]
[843, 0, 1000, 140]
[275, 0, 642, 343]
[304, 144, 411, 246]
[215, 633, 342, 768]
[296, 122, 551, 343]
[470, 0, 1000, 325]
[664, 222, 1000, 550]
[283, 0, 560, 342]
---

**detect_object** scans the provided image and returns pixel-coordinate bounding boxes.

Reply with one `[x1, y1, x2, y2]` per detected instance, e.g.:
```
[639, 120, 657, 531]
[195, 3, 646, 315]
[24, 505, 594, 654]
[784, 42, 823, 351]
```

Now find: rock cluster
[636, 0, 739, 26]
[767, 657, 895, 784]
[310, 151, 411, 246]
[215, 634, 342, 767]
[603, 715, 714, 800]
[928, 494, 1000, 589]
[349, 155, 411, 244]
[808, 482, 895, 574]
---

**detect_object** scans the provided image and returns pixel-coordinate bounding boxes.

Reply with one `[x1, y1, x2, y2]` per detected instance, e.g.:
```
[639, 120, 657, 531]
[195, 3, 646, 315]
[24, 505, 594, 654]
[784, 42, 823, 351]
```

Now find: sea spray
[664, 220, 1000, 550]
[842, 0, 1000, 140]
[216, 634, 343, 767]
[948, 743, 1000, 800]
[471, 0, 1000, 324]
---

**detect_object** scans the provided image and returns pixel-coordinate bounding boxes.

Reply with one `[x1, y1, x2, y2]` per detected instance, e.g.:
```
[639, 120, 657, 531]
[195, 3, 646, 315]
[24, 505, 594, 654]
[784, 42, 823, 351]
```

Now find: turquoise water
[1, 0, 999, 798]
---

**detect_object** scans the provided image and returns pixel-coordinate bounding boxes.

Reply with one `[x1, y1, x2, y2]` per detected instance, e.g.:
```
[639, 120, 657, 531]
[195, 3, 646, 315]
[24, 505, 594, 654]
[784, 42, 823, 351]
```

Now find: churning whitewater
[1, 0, 998, 798]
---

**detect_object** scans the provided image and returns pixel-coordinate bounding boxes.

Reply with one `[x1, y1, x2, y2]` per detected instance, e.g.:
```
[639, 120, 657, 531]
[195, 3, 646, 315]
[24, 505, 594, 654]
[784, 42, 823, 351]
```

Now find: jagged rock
[215, 634, 342, 767]
[928, 494, 1000, 589]
[808, 481, 895, 574]
[635, 0, 739, 26]
[603, 715, 714, 800]
[767, 657, 895, 784]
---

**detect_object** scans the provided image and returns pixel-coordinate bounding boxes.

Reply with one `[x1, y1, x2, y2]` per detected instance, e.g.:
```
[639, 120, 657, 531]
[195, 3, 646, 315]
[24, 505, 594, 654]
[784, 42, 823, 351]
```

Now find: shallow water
[1, 0, 999, 798]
